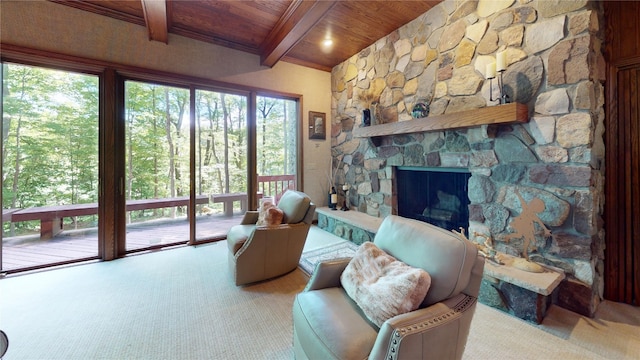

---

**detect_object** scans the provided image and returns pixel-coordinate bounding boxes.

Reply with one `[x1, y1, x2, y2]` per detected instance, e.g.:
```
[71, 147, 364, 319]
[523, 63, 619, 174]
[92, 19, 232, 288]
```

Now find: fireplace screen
[396, 168, 471, 232]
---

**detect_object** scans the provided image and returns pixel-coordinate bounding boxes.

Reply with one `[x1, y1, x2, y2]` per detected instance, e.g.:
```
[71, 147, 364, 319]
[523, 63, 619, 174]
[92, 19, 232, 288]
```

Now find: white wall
[0, 0, 332, 206]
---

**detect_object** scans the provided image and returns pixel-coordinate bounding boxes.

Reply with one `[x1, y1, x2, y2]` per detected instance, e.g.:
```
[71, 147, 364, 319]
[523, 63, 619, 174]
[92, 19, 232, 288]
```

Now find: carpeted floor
[0, 242, 308, 359]
[1, 226, 638, 359]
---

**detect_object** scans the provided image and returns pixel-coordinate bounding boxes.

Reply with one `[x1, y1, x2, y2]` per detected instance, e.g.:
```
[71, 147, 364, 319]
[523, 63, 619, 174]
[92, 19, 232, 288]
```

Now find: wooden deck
[1, 177, 299, 273]
[1, 213, 244, 273]
[8, 195, 209, 239]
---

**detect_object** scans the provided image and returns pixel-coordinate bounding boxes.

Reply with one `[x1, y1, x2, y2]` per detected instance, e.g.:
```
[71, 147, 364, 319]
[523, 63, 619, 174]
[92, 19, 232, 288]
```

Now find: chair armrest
[304, 258, 352, 291]
[240, 211, 259, 225]
[253, 222, 307, 231]
[369, 293, 478, 360]
[236, 222, 308, 257]
[256, 223, 292, 230]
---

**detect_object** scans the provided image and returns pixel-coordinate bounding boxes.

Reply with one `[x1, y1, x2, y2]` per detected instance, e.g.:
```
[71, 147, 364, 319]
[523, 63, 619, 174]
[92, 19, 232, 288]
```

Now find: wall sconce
[486, 50, 510, 105]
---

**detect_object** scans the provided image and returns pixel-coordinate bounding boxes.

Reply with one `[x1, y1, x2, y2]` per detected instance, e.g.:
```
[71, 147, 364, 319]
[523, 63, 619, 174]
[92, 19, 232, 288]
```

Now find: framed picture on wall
[309, 111, 326, 140]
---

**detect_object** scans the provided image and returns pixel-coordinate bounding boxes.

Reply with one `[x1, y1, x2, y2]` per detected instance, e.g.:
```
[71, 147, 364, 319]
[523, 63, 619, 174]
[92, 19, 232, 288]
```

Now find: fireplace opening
[396, 167, 471, 232]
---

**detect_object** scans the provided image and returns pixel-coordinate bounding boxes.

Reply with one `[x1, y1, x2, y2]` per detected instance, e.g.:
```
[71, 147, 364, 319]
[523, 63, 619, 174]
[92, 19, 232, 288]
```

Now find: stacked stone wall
[330, 0, 605, 316]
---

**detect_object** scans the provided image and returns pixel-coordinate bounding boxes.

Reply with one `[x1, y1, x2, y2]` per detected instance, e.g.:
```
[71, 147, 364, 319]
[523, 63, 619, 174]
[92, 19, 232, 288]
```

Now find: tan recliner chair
[227, 190, 316, 286]
[292, 215, 485, 360]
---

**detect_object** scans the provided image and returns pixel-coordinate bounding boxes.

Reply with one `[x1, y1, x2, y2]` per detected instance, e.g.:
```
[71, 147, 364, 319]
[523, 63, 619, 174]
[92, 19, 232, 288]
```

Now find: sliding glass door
[1, 56, 301, 272]
[194, 89, 248, 242]
[256, 95, 299, 202]
[1, 62, 100, 271]
[122, 81, 254, 248]
[124, 81, 195, 251]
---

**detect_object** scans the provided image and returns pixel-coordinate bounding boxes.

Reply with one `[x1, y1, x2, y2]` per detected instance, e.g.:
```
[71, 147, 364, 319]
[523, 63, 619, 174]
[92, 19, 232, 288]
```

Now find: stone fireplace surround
[329, 0, 606, 317]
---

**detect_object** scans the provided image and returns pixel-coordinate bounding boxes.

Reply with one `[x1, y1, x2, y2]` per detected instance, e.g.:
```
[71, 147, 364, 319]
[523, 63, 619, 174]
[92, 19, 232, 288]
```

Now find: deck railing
[3, 175, 298, 238]
[257, 174, 296, 202]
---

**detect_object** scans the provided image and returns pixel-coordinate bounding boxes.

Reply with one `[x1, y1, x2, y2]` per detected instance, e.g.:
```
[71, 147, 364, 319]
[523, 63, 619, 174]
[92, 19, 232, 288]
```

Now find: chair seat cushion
[293, 287, 378, 360]
[226, 224, 255, 254]
[340, 242, 431, 327]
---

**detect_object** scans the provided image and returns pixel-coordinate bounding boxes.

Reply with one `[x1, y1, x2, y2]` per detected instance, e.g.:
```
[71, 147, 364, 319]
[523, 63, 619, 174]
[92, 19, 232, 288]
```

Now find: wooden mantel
[353, 102, 529, 144]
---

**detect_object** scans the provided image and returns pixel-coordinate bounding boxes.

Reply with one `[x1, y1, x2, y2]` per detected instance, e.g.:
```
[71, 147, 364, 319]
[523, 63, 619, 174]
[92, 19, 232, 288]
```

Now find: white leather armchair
[226, 190, 315, 286]
[292, 215, 485, 359]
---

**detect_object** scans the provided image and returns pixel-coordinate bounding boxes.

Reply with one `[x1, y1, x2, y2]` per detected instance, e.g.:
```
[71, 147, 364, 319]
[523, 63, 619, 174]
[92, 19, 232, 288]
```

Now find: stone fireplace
[329, 0, 606, 317]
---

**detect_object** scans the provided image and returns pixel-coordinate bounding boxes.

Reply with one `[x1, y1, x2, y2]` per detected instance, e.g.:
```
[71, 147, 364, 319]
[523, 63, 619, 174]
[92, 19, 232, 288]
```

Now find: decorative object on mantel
[357, 91, 379, 127]
[499, 256, 545, 273]
[465, 230, 544, 273]
[411, 101, 430, 119]
[503, 190, 552, 273]
[486, 50, 510, 105]
[362, 109, 371, 127]
[326, 163, 337, 209]
[459, 196, 550, 275]
[472, 231, 503, 265]
[370, 102, 379, 125]
[454, 228, 505, 267]
[329, 187, 338, 210]
[341, 184, 350, 211]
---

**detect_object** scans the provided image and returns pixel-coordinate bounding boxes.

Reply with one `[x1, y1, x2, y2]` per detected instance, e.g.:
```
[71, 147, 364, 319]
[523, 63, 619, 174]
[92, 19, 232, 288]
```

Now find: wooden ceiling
[50, 0, 442, 72]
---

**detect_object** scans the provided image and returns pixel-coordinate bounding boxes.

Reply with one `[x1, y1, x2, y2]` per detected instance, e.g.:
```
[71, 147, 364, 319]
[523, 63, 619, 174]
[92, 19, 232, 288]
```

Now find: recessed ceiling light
[323, 38, 334, 47]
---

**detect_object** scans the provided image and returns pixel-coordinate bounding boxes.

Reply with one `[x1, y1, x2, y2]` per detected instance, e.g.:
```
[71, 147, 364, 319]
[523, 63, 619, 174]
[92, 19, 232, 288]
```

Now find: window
[1, 52, 302, 272]
[1, 62, 99, 271]
[256, 95, 299, 202]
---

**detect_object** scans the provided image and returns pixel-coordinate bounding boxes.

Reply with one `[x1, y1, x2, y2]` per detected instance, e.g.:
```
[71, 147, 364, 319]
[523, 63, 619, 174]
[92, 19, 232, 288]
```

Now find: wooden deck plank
[1, 213, 242, 272]
[11, 195, 210, 222]
[9, 195, 210, 239]
[2, 208, 21, 222]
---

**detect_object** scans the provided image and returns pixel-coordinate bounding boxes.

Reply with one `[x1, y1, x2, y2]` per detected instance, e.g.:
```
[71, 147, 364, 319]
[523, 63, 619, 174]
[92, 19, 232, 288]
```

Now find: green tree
[2, 63, 99, 234]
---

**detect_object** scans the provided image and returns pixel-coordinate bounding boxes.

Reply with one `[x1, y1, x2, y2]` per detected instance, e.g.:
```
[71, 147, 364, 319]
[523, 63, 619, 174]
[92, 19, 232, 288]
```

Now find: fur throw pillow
[340, 242, 431, 327]
[256, 200, 284, 226]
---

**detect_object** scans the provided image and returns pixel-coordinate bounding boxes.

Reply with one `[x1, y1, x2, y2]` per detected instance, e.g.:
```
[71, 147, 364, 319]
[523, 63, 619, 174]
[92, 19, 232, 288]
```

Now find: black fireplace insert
[396, 167, 471, 232]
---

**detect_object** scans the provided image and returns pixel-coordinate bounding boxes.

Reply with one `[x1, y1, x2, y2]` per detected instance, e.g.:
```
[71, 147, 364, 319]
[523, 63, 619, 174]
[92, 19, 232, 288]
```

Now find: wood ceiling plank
[169, 0, 290, 52]
[141, 0, 168, 43]
[49, 0, 146, 26]
[260, 0, 337, 68]
[49, 0, 441, 71]
[285, 0, 439, 70]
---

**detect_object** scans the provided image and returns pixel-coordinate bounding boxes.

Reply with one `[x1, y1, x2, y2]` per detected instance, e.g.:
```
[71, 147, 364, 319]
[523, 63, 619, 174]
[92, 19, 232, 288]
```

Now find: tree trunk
[283, 101, 288, 175]
[164, 88, 176, 217]
[221, 93, 230, 193]
[8, 70, 28, 236]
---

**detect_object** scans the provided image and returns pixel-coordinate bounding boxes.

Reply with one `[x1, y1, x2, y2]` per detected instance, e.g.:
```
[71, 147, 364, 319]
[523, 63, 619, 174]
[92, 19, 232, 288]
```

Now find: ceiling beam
[260, 0, 336, 68]
[141, 0, 168, 43]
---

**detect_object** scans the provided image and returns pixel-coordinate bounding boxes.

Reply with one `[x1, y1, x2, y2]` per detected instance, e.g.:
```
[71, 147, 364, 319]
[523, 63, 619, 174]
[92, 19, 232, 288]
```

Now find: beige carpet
[534, 301, 640, 359]
[0, 242, 308, 359]
[0, 231, 638, 359]
[467, 302, 639, 359]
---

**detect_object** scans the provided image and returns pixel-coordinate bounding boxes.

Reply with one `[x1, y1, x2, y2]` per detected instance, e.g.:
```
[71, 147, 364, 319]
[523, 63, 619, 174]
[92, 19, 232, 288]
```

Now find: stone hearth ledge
[316, 207, 382, 233]
[484, 254, 565, 296]
[481, 254, 565, 323]
[316, 207, 382, 245]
